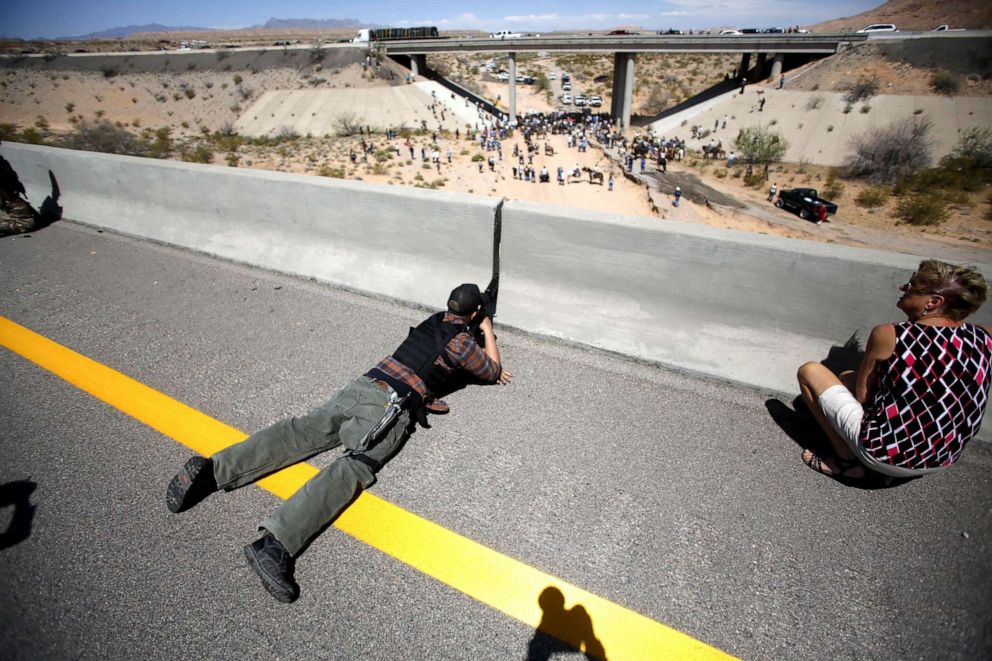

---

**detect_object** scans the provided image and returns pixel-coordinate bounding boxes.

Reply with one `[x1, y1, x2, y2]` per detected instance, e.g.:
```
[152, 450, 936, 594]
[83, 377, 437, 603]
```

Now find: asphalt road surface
[1, 222, 990, 660]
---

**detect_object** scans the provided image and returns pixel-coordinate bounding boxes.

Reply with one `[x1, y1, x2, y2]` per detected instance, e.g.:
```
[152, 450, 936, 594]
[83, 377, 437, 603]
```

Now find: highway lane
[2, 221, 990, 660]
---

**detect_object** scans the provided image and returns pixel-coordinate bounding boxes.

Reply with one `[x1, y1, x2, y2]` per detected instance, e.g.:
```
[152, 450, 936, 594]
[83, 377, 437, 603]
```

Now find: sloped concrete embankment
[4, 143, 990, 395]
[0, 46, 364, 75]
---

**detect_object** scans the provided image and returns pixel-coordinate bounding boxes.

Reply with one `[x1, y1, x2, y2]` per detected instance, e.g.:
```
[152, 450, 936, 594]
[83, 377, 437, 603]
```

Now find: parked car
[561, 82, 572, 91]
[574, 95, 587, 106]
[775, 188, 838, 220]
[548, 73, 557, 80]
[856, 23, 897, 33]
[588, 95, 603, 107]
[561, 72, 571, 82]
[561, 94, 572, 105]
[593, 74, 609, 83]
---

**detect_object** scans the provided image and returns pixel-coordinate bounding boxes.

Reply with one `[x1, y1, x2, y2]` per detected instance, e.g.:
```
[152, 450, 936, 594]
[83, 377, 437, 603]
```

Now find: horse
[702, 141, 725, 160]
[582, 167, 604, 185]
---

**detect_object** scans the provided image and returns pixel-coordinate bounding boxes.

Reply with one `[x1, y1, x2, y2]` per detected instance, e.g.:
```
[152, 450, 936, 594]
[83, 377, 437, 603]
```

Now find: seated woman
[798, 259, 992, 479]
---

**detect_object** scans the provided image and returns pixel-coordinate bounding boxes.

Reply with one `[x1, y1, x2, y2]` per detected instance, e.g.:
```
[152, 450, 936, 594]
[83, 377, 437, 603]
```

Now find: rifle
[482, 199, 502, 321]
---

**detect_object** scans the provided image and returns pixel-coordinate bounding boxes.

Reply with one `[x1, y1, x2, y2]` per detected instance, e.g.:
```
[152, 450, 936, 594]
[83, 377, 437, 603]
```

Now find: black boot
[244, 532, 299, 603]
[165, 456, 217, 513]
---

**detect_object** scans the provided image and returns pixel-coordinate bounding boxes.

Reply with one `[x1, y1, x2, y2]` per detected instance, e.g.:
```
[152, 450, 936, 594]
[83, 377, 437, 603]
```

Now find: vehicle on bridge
[719, 29, 743, 36]
[491, 30, 524, 39]
[856, 23, 897, 33]
[352, 26, 439, 43]
[775, 188, 838, 220]
[933, 25, 965, 31]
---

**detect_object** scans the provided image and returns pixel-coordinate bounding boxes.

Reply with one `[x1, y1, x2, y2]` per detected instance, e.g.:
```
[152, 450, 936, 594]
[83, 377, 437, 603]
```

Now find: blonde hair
[913, 259, 988, 321]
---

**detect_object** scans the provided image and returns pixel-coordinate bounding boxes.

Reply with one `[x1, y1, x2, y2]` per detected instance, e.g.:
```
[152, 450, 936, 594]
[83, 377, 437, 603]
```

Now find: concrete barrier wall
[4, 143, 990, 394]
[1, 143, 496, 310]
[498, 202, 992, 392]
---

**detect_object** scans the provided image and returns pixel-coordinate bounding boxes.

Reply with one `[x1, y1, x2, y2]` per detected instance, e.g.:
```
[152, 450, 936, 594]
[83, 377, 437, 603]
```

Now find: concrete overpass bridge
[384, 33, 869, 127]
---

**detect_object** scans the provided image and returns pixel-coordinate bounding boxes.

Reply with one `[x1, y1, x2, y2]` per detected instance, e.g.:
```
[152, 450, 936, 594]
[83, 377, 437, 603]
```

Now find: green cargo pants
[211, 377, 413, 556]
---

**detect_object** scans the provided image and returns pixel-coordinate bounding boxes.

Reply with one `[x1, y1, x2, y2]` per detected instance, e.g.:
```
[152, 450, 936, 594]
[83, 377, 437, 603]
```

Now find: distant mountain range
[57, 23, 212, 40]
[56, 18, 368, 41]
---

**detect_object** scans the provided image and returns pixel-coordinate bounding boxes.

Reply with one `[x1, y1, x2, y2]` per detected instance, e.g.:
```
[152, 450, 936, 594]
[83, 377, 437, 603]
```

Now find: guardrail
[4, 143, 989, 395]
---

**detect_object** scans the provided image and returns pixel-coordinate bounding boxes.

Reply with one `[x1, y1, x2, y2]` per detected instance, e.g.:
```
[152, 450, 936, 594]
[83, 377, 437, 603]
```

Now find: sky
[4, 0, 883, 40]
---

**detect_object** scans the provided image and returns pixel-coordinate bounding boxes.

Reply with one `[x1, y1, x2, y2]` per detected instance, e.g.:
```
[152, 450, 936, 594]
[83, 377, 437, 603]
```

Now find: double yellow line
[0, 315, 734, 660]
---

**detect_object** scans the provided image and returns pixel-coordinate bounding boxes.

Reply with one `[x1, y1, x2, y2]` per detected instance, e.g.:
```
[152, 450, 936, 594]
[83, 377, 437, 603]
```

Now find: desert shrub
[860, 104, 871, 114]
[334, 112, 362, 136]
[734, 125, 788, 177]
[846, 117, 934, 184]
[822, 175, 845, 200]
[805, 95, 823, 111]
[844, 76, 879, 104]
[181, 144, 214, 164]
[743, 172, 765, 188]
[855, 186, 888, 208]
[951, 127, 992, 170]
[233, 74, 243, 85]
[19, 128, 45, 145]
[318, 165, 346, 178]
[225, 153, 240, 167]
[184, 88, 196, 99]
[65, 102, 74, 113]
[930, 71, 959, 96]
[643, 85, 670, 114]
[896, 193, 949, 226]
[147, 127, 173, 158]
[59, 120, 149, 155]
[0, 124, 18, 140]
[374, 149, 392, 163]
[471, 153, 485, 162]
[101, 66, 119, 78]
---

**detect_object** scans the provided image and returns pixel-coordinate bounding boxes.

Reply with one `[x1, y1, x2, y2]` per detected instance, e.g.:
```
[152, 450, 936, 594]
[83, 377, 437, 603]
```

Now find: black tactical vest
[390, 312, 464, 396]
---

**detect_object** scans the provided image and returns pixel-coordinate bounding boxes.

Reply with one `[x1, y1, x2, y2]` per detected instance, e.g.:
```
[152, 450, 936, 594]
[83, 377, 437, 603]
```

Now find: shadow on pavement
[526, 586, 606, 660]
[765, 333, 919, 490]
[0, 479, 38, 550]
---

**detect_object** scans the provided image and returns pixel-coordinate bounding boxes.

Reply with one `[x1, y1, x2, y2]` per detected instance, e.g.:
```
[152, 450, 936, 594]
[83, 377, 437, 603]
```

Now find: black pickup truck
[775, 188, 838, 220]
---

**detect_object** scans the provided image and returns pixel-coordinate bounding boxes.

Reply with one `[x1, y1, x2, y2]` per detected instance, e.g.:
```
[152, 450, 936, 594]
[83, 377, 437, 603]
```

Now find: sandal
[802, 449, 865, 480]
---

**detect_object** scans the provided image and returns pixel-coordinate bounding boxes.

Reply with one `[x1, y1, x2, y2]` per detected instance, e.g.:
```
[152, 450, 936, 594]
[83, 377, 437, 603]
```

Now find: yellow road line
[0, 315, 736, 660]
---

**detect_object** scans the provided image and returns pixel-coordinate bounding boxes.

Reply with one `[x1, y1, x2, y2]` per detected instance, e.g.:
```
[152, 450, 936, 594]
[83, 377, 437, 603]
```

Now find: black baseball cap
[447, 283, 486, 315]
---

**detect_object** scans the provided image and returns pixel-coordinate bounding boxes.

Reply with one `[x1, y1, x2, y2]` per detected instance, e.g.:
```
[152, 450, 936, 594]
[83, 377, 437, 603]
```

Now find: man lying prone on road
[166, 283, 512, 603]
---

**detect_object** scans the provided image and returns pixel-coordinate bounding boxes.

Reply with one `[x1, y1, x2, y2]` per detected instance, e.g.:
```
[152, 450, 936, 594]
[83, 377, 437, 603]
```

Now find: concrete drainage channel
[4, 142, 990, 401]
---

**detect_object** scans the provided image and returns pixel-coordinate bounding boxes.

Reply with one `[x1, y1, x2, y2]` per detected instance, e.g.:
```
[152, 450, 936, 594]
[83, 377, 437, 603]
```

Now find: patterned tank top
[859, 322, 992, 469]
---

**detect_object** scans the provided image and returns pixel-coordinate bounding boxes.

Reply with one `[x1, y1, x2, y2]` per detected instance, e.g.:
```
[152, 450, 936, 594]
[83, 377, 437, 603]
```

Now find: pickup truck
[775, 188, 838, 220]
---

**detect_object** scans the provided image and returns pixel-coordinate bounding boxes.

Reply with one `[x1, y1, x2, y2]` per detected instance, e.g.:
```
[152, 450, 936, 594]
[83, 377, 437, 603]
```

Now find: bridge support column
[508, 52, 517, 124]
[739, 53, 751, 81]
[410, 54, 426, 78]
[770, 53, 784, 79]
[610, 52, 635, 129]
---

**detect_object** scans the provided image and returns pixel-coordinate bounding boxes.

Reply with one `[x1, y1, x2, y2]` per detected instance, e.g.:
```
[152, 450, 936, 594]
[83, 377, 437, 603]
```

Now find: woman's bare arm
[856, 324, 897, 403]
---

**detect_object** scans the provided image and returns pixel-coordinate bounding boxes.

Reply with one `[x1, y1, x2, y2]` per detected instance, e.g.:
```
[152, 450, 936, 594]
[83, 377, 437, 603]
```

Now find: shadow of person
[764, 332, 917, 490]
[0, 479, 38, 550]
[35, 169, 63, 229]
[765, 332, 865, 456]
[526, 586, 606, 660]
